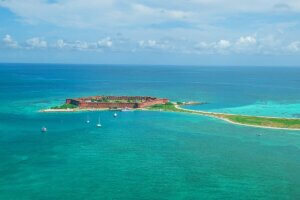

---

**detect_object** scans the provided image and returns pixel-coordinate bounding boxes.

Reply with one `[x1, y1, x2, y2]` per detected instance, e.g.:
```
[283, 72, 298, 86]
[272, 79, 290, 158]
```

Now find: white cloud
[49, 35, 297, 55]
[73, 41, 91, 50]
[234, 36, 257, 53]
[132, 4, 192, 20]
[5, 0, 298, 31]
[193, 35, 293, 55]
[216, 40, 231, 49]
[98, 37, 113, 48]
[26, 37, 47, 48]
[1, 33, 299, 56]
[138, 39, 170, 51]
[3, 34, 19, 48]
[196, 42, 209, 49]
[256, 35, 283, 55]
[287, 41, 300, 52]
[1, 0, 300, 58]
[54, 39, 91, 50]
[236, 36, 257, 46]
[56, 39, 67, 49]
[139, 40, 156, 48]
[65, 40, 98, 51]
[0, 0, 117, 28]
[0, 0, 195, 29]
[194, 39, 231, 54]
[188, 0, 300, 12]
[54, 37, 113, 51]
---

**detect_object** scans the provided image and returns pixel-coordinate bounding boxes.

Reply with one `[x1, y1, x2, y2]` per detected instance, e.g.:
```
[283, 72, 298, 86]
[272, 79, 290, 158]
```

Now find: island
[42, 95, 300, 130]
[43, 96, 169, 112]
[148, 102, 300, 130]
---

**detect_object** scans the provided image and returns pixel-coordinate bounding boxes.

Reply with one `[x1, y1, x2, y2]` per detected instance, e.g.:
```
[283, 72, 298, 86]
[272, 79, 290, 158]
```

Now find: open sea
[1, 63, 300, 200]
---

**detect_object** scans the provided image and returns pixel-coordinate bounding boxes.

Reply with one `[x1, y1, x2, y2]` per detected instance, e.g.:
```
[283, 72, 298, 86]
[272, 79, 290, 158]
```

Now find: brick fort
[66, 96, 169, 109]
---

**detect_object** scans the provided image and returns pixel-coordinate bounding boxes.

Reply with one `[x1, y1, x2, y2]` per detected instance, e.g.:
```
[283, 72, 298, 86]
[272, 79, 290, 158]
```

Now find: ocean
[1, 63, 300, 199]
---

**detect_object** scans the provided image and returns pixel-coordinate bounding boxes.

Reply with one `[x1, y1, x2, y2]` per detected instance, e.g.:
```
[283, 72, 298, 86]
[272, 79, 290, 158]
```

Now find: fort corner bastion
[66, 96, 169, 109]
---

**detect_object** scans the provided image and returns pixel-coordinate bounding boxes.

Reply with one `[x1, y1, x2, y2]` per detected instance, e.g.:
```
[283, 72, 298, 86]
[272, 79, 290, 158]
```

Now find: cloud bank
[2, 34, 300, 56]
[0, 0, 300, 58]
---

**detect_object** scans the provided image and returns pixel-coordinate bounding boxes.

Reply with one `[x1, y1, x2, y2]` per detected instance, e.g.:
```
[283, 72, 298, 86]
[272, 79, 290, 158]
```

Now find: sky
[0, 0, 300, 66]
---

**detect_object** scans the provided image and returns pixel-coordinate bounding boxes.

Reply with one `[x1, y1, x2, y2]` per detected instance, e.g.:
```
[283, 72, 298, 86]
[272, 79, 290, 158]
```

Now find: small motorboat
[113, 112, 118, 118]
[86, 115, 90, 124]
[41, 127, 47, 132]
[96, 116, 102, 127]
[96, 123, 102, 127]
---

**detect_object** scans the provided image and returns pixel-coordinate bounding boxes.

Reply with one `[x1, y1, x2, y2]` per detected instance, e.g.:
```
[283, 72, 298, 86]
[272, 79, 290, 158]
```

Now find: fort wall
[78, 102, 138, 109]
[66, 96, 169, 109]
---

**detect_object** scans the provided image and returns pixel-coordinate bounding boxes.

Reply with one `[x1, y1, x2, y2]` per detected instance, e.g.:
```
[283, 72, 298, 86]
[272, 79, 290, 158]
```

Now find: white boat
[113, 112, 118, 117]
[122, 107, 132, 112]
[41, 127, 47, 132]
[96, 116, 102, 127]
[86, 115, 90, 123]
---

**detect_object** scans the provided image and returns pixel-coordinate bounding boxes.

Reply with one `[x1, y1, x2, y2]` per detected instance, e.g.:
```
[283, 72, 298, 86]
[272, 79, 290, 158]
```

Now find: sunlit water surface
[1, 64, 300, 199]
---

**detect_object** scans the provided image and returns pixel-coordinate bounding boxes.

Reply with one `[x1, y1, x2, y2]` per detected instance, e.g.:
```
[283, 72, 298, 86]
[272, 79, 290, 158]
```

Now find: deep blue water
[1, 63, 300, 199]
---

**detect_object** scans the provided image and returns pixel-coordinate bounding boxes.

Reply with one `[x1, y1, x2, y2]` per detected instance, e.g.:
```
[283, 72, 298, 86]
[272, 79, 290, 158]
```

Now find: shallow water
[1, 64, 300, 199]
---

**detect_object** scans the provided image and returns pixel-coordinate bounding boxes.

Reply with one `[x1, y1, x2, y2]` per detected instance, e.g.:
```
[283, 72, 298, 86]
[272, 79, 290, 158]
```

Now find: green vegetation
[147, 102, 300, 130]
[223, 115, 300, 129]
[51, 103, 78, 109]
[92, 98, 109, 103]
[148, 102, 182, 112]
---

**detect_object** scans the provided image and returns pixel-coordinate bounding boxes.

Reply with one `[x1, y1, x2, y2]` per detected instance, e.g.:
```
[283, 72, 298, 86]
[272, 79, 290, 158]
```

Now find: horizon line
[0, 62, 300, 68]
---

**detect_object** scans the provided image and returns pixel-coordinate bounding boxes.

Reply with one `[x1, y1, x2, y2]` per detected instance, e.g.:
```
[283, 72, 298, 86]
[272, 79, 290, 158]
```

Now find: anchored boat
[96, 115, 102, 127]
[41, 127, 47, 132]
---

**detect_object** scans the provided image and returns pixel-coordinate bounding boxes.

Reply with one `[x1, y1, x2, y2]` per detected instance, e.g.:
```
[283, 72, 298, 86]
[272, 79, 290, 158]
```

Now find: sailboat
[86, 115, 90, 124]
[96, 115, 102, 127]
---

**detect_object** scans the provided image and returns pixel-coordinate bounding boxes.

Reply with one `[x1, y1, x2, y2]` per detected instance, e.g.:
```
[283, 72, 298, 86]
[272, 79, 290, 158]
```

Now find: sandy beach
[175, 105, 300, 131]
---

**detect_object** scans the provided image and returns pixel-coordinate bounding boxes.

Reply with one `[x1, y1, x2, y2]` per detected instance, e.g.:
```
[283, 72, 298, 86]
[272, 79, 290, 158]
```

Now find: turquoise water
[1, 64, 300, 199]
